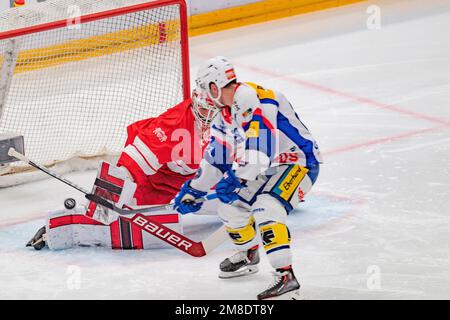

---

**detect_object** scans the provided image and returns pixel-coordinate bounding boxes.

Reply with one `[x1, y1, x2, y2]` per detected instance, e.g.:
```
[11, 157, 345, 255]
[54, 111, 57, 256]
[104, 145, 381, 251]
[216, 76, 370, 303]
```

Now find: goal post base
[0, 134, 24, 165]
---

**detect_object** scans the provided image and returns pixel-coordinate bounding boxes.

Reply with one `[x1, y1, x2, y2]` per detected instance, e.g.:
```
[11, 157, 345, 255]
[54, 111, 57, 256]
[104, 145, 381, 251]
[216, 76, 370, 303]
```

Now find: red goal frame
[0, 0, 191, 100]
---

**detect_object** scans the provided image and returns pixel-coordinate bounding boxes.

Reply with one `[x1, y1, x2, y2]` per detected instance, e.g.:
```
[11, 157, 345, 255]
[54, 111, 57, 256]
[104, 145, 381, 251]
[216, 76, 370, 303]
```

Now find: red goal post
[0, 0, 191, 185]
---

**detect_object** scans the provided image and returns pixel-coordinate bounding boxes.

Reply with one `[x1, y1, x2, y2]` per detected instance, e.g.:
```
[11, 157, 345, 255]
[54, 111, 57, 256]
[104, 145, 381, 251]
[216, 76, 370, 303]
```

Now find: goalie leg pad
[46, 205, 109, 250]
[46, 205, 182, 250]
[113, 208, 182, 250]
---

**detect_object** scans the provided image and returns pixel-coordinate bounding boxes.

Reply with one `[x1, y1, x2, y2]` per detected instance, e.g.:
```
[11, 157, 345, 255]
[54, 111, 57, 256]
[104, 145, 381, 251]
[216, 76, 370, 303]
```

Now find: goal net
[0, 0, 190, 185]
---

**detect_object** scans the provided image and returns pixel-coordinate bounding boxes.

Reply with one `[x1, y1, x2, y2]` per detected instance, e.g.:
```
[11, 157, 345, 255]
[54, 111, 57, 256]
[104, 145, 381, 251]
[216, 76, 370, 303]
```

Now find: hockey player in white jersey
[173, 56, 322, 300]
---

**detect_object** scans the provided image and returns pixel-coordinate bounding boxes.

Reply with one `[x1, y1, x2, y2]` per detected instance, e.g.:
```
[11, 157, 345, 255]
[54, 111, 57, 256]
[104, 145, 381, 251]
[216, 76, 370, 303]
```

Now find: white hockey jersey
[191, 82, 322, 191]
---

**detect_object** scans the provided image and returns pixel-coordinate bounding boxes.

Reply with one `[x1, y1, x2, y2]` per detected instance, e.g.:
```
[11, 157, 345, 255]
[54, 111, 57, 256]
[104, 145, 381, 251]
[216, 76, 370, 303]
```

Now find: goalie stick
[8, 147, 227, 257]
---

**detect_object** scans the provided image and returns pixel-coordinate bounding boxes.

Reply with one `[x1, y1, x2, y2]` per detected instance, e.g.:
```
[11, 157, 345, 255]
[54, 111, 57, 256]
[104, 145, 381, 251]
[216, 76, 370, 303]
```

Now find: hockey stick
[85, 193, 217, 215]
[8, 148, 91, 195]
[8, 147, 215, 212]
[8, 148, 227, 257]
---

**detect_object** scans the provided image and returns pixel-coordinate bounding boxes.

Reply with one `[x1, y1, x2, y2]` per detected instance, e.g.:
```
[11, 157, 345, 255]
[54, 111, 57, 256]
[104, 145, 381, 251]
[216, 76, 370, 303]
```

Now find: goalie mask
[191, 89, 219, 129]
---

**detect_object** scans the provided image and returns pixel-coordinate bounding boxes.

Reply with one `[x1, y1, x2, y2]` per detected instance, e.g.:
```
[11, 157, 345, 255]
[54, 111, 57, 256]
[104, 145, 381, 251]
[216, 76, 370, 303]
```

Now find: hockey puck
[64, 198, 76, 210]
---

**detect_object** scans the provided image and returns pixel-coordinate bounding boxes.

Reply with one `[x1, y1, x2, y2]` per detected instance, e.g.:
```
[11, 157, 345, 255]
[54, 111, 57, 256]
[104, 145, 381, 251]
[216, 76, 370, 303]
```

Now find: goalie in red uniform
[27, 90, 219, 250]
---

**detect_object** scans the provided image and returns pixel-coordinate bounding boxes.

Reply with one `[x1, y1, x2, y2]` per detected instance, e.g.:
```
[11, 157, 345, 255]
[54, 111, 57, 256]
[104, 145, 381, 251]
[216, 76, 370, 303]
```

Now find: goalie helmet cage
[0, 0, 190, 183]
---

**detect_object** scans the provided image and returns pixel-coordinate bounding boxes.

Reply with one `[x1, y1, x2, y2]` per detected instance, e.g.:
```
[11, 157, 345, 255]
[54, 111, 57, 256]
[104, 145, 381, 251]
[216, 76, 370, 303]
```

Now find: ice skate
[26, 226, 47, 250]
[219, 245, 260, 279]
[257, 267, 303, 300]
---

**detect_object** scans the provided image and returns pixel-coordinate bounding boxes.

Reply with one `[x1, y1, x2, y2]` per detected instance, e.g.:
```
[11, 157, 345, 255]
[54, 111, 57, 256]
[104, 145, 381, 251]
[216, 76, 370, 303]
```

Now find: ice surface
[0, 0, 449, 299]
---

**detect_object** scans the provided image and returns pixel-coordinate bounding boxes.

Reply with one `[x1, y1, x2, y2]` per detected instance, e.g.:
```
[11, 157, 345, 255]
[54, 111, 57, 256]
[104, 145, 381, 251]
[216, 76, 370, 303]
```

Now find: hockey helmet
[195, 56, 237, 107]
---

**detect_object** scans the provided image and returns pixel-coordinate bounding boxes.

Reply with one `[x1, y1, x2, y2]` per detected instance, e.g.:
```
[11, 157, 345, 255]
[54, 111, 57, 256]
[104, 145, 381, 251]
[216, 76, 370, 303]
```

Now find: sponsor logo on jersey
[153, 127, 167, 142]
[276, 165, 309, 201]
[275, 152, 300, 163]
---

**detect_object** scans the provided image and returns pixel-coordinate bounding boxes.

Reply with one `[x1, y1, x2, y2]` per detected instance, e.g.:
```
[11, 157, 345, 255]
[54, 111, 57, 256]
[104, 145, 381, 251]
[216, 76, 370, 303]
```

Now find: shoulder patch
[242, 108, 253, 120]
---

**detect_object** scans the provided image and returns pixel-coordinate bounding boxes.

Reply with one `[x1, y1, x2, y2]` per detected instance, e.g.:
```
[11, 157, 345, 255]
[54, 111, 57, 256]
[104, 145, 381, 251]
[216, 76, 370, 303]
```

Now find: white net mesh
[0, 0, 188, 176]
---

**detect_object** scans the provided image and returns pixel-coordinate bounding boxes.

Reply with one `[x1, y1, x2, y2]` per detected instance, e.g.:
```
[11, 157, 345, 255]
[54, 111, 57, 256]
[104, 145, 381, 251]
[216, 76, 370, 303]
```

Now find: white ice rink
[1, 0, 449, 299]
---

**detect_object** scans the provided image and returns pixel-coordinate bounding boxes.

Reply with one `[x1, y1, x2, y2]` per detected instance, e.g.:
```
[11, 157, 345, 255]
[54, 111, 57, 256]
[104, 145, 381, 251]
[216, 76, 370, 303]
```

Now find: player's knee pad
[258, 221, 291, 254]
[224, 216, 257, 247]
[217, 203, 257, 248]
[258, 221, 292, 269]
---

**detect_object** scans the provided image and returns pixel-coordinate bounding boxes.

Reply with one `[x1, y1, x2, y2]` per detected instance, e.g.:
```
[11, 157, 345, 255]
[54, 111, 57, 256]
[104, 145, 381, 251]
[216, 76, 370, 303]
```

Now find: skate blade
[219, 265, 259, 279]
[260, 289, 305, 301]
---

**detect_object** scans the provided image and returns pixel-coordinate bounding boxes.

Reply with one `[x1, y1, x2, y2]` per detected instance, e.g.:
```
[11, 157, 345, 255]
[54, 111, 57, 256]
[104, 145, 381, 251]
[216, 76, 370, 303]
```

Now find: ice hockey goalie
[27, 90, 219, 250]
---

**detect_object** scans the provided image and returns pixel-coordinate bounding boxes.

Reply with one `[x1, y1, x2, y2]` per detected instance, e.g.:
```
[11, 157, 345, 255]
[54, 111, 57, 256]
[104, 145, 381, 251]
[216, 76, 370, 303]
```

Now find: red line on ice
[323, 123, 450, 156]
[238, 63, 450, 126]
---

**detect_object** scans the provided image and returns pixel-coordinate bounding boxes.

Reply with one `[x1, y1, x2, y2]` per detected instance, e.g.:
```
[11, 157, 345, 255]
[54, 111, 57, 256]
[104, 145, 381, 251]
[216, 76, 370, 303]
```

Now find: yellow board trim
[189, 0, 368, 37]
[3, 0, 367, 74]
[11, 20, 180, 74]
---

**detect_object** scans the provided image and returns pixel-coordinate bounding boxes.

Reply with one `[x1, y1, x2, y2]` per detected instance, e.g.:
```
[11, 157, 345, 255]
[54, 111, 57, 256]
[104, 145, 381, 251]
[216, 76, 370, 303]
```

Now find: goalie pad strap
[86, 161, 137, 222]
[94, 178, 123, 195]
